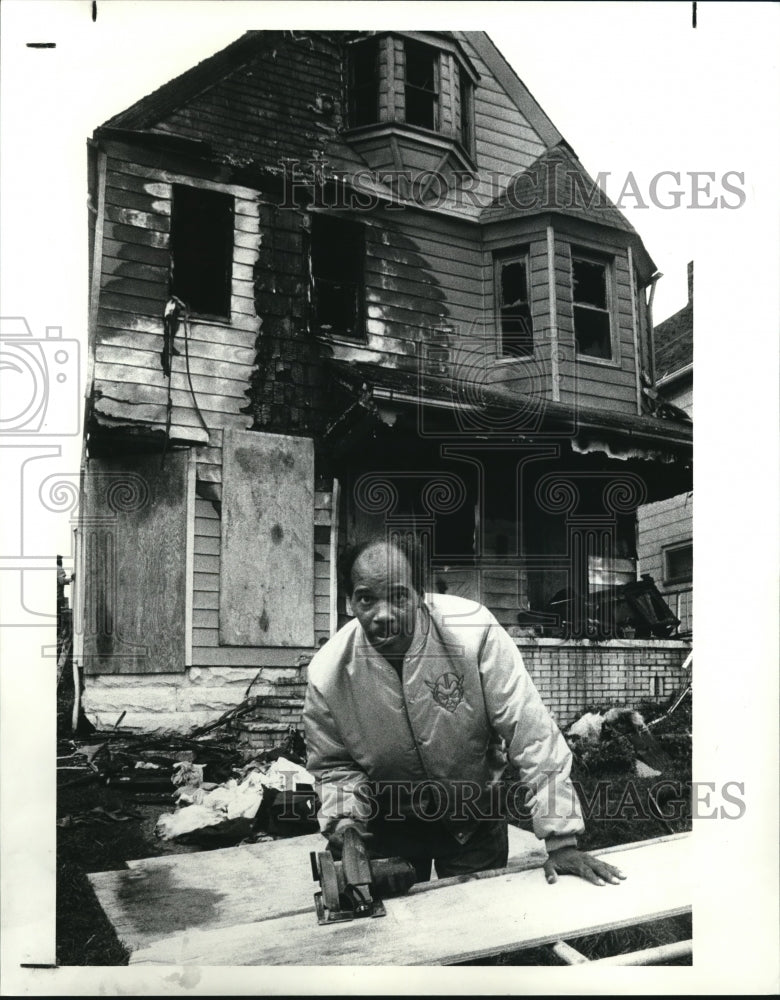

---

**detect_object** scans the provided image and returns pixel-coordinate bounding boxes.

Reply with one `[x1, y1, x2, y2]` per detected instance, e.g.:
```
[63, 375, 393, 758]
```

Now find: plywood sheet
[88, 826, 544, 955]
[82, 450, 188, 674]
[219, 430, 314, 646]
[128, 834, 690, 966]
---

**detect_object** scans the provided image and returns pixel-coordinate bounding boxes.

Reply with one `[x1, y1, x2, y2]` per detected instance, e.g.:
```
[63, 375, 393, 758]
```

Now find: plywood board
[82, 450, 188, 674]
[88, 826, 545, 955]
[220, 430, 314, 647]
[129, 834, 690, 966]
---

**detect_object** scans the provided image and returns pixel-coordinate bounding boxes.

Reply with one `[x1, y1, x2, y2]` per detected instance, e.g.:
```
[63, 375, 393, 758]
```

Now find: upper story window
[347, 37, 379, 128]
[171, 184, 233, 318]
[310, 215, 365, 340]
[495, 251, 533, 358]
[458, 64, 473, 151]
[404, 40, 439, 130]
[572, 252, 613, 360]
[344, 33, 479, 174]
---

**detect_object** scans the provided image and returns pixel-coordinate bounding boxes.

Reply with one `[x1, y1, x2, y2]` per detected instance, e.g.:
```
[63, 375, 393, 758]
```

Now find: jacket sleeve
[303, 679, 373, 839]
[476, 614, 584, 849]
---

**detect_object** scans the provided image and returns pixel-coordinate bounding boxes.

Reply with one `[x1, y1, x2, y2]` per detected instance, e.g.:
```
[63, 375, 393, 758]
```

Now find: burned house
[76, 30, 692, 736]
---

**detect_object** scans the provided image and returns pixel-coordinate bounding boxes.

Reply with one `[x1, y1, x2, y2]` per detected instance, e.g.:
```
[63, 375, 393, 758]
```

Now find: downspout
[646, 271, 663, 387]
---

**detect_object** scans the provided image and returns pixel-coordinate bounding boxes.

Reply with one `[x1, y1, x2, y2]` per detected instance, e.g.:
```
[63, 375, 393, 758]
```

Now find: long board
[90, 832, 689, 966]
[88, 826, 547, 955]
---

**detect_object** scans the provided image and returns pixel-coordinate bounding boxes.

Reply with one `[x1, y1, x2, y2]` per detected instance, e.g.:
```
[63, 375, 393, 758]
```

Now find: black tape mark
[692, 1, 697, 28]
[92, 1, 97, 22]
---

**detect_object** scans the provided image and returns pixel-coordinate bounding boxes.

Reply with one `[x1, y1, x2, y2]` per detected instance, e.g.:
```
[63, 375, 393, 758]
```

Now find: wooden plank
[89, 834, 325, 952]
[552, 940, 589, 964]
[128, 834, 691, 966]
[90, 826, 545, 956]
[220, 430, 315, 647]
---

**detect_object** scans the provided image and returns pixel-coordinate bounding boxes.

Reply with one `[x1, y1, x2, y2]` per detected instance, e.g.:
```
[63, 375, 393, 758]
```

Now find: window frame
[570, 248, 618, 365]
[170, 183, 234, 321]
[457, 62, 474, 156]
[346, 36, 380, 129]
[403, 38, 440, 132]
[662, 540, 693, 586]
[309, 213, 367, 343]
[493, 247, 535, 362]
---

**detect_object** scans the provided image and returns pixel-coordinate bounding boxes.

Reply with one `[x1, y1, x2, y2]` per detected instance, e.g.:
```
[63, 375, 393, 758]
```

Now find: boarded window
[348, 37, 379, 127]
[496, 253, 533, 358]
[219, 430, 314, 647]
[171, 185, 233, 318]
[404, 40, 439, 130]
[664, 541, 693, 584]
[82, 451, 189, 675]
[572, 254, 612, 359]
[310, 215, 365, 339]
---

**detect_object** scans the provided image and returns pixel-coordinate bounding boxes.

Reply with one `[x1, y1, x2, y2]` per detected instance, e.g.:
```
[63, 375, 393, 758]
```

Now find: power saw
[310, 826, 417, 924]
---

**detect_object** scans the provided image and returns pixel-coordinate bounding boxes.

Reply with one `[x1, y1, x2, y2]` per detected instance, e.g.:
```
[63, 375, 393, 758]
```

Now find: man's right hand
[326, 817, 372, 858]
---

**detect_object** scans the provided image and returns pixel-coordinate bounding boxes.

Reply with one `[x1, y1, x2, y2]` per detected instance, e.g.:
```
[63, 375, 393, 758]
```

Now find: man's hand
[326, 817, 372, 858]
[544, 846, 626, 886]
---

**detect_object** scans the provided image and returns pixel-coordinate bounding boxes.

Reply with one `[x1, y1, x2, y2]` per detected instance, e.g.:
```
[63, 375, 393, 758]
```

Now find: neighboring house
[75, 31, 692, 737]
[637, 263, 694, 637]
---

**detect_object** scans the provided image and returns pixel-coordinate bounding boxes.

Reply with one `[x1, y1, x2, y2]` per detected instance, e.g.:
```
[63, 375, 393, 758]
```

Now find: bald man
[303, 538, 623, 887]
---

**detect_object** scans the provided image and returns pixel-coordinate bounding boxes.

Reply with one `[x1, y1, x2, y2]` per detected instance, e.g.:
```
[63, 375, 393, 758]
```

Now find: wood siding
[637, 492, 693, 634]
[93, 150, 261, 442]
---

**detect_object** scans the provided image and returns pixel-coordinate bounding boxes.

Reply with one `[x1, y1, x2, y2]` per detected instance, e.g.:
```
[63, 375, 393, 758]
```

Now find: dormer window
[344, 33, 479, 178]
[404, 40, 439, 130]
[348, 37, 379, 127]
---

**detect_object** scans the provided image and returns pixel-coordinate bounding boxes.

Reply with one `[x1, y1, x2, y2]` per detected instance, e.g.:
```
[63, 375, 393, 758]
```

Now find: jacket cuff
[544, 833, 578, 853]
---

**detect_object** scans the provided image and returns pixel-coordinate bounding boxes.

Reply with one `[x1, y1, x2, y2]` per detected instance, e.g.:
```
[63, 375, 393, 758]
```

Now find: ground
[57, 692, 692, 966]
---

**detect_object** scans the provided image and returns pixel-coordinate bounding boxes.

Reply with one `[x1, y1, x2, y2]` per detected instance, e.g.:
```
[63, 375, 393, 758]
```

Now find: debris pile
[156, 756, 316, 843]
[565, 705, 679, 777]
[57, 723, 318, 847]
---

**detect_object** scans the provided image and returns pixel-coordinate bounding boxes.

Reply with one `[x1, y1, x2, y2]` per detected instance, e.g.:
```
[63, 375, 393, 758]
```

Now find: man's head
[340, 538, 425, 659]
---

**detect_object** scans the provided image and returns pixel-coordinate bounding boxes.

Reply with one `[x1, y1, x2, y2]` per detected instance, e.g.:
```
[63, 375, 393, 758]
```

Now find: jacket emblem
[424, 671, 465, 713]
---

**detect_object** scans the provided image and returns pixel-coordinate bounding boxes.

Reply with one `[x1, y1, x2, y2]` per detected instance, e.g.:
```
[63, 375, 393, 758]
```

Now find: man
[303, 537, 624, 887]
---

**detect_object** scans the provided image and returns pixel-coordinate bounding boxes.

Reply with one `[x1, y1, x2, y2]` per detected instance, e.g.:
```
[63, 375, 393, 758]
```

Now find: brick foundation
[515, 638, 691, 727]
[83, 640, 689, 736]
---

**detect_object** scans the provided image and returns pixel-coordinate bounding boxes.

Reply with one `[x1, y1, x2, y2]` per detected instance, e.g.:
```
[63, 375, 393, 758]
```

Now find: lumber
[124, 833, 690, 966]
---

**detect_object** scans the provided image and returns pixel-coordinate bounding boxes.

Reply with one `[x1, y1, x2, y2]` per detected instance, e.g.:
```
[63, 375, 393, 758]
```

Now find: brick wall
[516, 638, 691, 727]
[83, 640, 690, 737]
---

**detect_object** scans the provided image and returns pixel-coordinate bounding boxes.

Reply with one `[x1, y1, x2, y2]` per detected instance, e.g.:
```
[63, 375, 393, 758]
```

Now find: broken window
[404, 40, 439, 130]
[496, 252, 533, 358]
[663, 541, 692, 584]
[348, 37, 379, 128]
[170, 184, 233, 318]
[310, 215, 365, 339]
[572, 253, 613, 359]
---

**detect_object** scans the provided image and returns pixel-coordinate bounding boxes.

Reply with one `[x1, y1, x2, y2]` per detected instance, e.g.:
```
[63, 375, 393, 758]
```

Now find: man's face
[350, 544, 420, 659]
